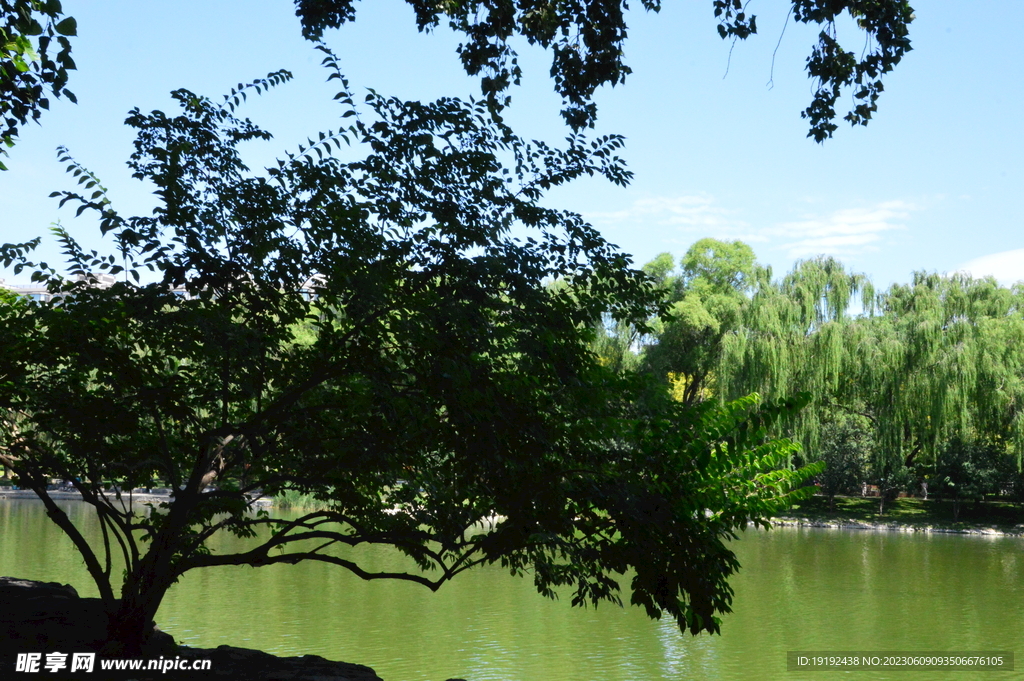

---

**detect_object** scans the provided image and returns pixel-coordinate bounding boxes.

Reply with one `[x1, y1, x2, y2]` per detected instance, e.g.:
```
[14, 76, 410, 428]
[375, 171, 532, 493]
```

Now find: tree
[933, 438, 1001, 522]
[816, 413, 871, 510]
[868, 452, 911, 515]
[716, 253, 872, 443]
[994, 449, 1024, 507]
[797, 272, 1024, 493]
[714, 252, 1024, 510]
[862, 274, 1024, 468]
[0, 61, 818, 654]
[0, 0, 76, 169]
[296, 0, 914, 138]
[643, 239, 767, 407]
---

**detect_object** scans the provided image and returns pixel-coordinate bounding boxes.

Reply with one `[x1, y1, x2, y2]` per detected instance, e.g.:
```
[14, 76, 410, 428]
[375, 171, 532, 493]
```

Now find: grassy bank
[272, 489, 324, 510]
[777, 495, 1024, 533]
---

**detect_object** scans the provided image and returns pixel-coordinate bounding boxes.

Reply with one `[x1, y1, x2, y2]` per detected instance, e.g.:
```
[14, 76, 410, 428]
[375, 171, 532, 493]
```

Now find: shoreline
[0, 488, 273, 507]
[768, 515, 1024, 537]
[6, 489, 1024, 537]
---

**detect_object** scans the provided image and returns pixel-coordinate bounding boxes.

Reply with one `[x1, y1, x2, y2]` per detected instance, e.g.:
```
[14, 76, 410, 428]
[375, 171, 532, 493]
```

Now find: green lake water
[2, 498, 1022, 680]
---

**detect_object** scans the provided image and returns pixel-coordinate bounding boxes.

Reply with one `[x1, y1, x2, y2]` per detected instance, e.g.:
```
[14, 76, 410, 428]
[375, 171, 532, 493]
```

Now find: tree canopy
[296, 0, 915, 138]
[632, 240, 1024, 512]
[641, 239, 768, 407]
[0, 0, 915, 160]
[723, 268, 1024, 470]
[0, 62, 817, 654]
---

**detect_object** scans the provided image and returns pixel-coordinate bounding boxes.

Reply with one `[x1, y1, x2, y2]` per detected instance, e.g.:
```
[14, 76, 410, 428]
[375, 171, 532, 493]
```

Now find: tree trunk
[103, 561, 176, 655]
[101, 497, 195, 655]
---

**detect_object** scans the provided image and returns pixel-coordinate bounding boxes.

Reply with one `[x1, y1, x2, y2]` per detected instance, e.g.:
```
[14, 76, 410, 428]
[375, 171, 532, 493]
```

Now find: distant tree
[868, 457, 912, 515]
[0, 61, 818, 654]
[718, 258, 1024, 494]
[644, 239, 767, 406]
[0, 0, 76, 169]
[795, 273, 1024, 493]
[816, 413, 871, 510]
[296, 0, 915, 138]
[994, 451, 1024, 506]
[864, 275, 1024, 469]
[719, 254, 873, 452]
[933, 438, 1001, 521]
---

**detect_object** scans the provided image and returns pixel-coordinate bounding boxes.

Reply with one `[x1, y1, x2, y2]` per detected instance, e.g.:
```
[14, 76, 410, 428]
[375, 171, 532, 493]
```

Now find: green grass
[272, 489, 326, 510]
[780, 495, 1024, 531]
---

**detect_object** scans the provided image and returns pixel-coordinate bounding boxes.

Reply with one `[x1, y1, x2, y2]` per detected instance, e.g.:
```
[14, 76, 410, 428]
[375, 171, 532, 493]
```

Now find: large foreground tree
[0, 61, 817, 654]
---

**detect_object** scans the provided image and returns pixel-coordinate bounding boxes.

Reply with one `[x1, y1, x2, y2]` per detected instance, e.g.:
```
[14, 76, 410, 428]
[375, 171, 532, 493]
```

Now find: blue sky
[2, 0, 1021, 290]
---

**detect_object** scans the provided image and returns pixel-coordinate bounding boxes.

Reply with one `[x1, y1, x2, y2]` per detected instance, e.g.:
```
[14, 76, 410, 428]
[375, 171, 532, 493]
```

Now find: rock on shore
[0, 577, 382, 680]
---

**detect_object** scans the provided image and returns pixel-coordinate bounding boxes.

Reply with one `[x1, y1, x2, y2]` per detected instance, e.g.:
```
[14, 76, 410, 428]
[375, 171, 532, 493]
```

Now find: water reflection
[2, 499, 1023, 680]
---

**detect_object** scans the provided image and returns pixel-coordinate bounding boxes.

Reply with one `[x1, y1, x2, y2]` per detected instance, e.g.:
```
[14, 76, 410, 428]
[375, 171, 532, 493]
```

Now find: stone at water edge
[0, 577, 382, 681]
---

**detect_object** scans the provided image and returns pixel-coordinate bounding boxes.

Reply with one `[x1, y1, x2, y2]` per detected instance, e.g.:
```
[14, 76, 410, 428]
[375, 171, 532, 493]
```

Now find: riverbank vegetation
[607, 239, 1024, 522]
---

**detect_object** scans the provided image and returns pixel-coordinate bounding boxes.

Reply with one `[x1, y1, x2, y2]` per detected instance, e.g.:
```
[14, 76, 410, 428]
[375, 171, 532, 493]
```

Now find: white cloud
[584, 195, 915, 259]
[585, 193, 761, 242]
[956, 249, 1024, 286]
[768, 201, 914, 259]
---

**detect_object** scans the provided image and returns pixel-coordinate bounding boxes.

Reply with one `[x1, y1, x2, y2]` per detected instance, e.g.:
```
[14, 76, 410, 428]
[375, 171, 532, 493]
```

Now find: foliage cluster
[0, 0, 75, 169]
[0, 0, 915, 159]
[296, 0, 914, 138]
[816, 413, 870, 510]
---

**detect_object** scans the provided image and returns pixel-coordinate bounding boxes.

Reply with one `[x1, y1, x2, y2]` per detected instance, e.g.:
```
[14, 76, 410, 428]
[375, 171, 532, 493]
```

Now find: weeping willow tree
[857, 274, 1024, 467]
[719, 258, 1024, 498]
[607, 239, 1024, 509]
[718, 256, 873, 451]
